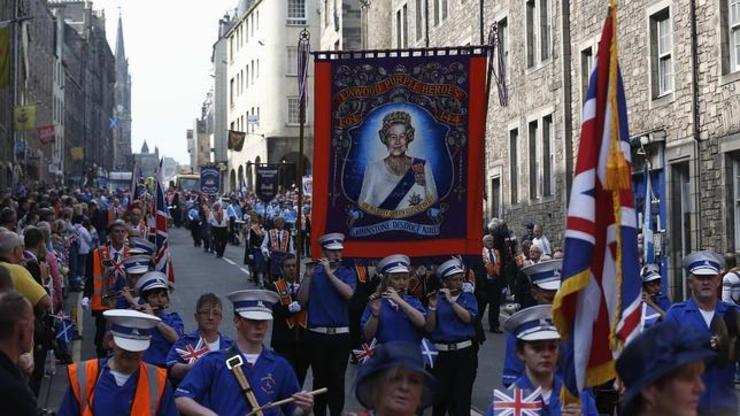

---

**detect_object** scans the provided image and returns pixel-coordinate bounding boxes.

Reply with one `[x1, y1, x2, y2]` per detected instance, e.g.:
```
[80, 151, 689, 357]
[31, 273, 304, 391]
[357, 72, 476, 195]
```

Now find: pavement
[41, 227, 507, 414]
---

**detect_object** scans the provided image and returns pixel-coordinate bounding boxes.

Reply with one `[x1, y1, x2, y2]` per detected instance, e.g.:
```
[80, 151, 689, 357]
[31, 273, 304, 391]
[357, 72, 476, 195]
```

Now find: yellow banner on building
[0, 20, 10, 88]
[14, 104, 36, 131]
[70, 146, 84, 161]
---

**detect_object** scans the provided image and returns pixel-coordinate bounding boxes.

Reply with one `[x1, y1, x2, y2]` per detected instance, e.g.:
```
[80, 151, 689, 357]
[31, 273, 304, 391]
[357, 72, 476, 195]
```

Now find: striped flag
[151, 159, 175, 284]
[297, 31, 310, 109]
[129, 160, 140, 203]
[553, 3, 642, 401]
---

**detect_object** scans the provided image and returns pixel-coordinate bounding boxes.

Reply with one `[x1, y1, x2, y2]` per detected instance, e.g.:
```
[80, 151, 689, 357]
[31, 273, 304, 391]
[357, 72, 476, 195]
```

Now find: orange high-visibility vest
[482, 247, 501, 278]
[274, 278, 307, 329]
[67, 359, 167, 416]
[91, 245, 129, 311]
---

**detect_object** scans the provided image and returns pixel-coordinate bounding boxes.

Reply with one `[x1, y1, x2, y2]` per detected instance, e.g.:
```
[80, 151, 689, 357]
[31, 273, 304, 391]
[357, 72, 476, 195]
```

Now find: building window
[528, 120, 538, 200]
[723, 0, 740, 73]
[334, 39, 340, 50]
[509, 128, 518, 204]
[495, 17, 508, 83]
[288, 0, 307, 25]
[396, 5, 409, 48]
[257, 11, 260, 30]
[251, 14, 255, 36]
[539, 0, 550, 60]
[491, 176, 501, 219]
[397, 9, 402, 47]
[245, 66, 249, 89]
[287, 47, 298, 75]
[403, 4, 409, 48]
[441, 0, 448, 20]
[434, 0, 440, 25]
[324, 0, 329, 27]
[650, 9, 673, 97]
[526, 0, 549, 67]
[288, 97, 301, 124]
[526, 0, 535, 67]
[542, 114, 553, 196]
[251, 60, 255, 84]
[580, 46, 594, 104]
[230, 78, 235, 105]
[733, 156, 740, 251]
[415, 0, 423, 41]
[257, 59, 260, 79]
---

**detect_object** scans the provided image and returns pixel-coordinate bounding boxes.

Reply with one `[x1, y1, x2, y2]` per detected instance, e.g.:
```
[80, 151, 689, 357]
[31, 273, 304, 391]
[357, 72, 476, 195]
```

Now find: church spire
[115, 11, 126, 61]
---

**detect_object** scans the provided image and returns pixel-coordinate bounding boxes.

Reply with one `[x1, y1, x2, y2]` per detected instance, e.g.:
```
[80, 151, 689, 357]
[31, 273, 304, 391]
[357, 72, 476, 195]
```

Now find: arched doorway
[229, 169, 236, 192]
[246, 164, 254, 191]
[279, 152, 312, 190]
[238, 165, 245, 191]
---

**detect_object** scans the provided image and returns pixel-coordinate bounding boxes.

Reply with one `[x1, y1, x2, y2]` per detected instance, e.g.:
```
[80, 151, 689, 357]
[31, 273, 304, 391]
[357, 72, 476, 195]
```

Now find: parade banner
[37, 125, 55, 144]
[200, 166, 220, 194]
[14, 104, 36, 131]
[256, 164, 280, 203]
[311, 48, 487, 258]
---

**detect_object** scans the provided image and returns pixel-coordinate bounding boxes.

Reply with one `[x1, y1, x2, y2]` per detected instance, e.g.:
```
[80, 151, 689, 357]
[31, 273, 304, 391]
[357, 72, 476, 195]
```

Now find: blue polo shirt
[306, 265, 357, 328]
[360, 295, 427, 345]
[166, 331, 234, 367]
[144, 312, 184, 368]
[665, 298, 739, 414]
[58, 358, 177, 416]
[429, 292, 477, 344]
[174, 347, 300, 416]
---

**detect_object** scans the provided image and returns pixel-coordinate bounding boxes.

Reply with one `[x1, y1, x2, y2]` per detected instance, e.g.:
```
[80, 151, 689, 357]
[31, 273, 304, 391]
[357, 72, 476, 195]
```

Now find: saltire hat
[128, 237, 156, 256]
[123, 254, 152, 275]
[227, 289, 280, 321]
[354, 342, 439, 410]
[616, 321, 714, 415]
[683, 250, 724, 276]
[135, 271, 169, 297]
[318, 232, 345, 250]
[640, 264, 662, 283]
[503, 305, 560, 342]
[522, 259, 562, 291]
[377, 254, 411, 275]
[436, 257, 464, 280]
[104, 309, 161, 352]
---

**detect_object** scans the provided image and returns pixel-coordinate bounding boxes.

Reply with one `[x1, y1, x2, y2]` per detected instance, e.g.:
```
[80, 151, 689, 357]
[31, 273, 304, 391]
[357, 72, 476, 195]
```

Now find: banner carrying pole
[296, 29, 311, 271]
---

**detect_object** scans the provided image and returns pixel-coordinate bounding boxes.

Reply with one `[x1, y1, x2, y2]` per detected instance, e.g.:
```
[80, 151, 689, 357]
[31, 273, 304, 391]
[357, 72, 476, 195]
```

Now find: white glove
[81, 297, 90, 310]
[288, 301, 301, 313]
[462, 282, 475, 294]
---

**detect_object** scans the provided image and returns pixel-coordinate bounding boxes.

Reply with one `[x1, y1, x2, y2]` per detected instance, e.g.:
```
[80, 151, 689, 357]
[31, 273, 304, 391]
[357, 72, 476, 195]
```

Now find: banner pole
[296, 29, 311, 272]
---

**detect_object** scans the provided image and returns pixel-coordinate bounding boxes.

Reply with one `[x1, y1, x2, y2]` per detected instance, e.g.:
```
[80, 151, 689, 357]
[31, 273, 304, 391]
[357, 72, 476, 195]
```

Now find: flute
[246, 388, 327, 416]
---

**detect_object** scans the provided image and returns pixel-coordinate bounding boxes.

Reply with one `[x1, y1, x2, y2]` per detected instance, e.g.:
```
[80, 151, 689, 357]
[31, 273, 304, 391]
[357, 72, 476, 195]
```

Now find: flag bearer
[297, 232, 356, 416]
[174, 290, 314, 416]
[640, 264, 671, 329]
[58, 309, 178, 416]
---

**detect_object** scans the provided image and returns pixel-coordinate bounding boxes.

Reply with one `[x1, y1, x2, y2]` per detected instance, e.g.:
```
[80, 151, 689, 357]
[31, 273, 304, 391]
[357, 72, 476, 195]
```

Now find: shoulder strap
[225, 346, 263, 415]
[144, 363, 167, 416]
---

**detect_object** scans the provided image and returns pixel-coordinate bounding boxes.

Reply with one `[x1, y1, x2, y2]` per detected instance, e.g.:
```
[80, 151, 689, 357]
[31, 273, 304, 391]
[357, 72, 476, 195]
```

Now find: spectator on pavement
[531, 223, 552, 257]
[0, 290, 40, 415]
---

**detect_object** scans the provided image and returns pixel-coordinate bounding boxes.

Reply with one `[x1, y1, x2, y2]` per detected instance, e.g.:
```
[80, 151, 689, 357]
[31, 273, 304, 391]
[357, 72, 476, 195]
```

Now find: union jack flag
[150, 159, 175, 284]
[489, 387, 543, 416]
[352, 338, 377, 364]
[552, 3, 642, 399]
[175, 338, 210, 364]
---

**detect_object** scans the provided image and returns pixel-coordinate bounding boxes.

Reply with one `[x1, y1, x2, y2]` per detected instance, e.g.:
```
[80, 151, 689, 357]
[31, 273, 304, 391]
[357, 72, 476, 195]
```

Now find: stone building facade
[113, 14, 132, 171]
[318, 0, 363, 51]
[361, 0, 740, 298]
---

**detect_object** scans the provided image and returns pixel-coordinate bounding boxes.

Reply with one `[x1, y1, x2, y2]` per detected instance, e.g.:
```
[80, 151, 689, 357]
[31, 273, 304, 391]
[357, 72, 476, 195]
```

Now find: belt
[433, 340, 473, 351]
[309, 326, 350, 335]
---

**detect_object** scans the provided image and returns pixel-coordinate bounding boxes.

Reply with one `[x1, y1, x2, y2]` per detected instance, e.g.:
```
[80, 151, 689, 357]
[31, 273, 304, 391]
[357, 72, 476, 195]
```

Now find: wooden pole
[295, 29, 310, 273]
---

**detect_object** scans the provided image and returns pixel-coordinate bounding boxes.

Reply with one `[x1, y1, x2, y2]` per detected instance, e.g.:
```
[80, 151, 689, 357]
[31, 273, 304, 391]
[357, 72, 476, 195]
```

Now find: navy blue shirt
[665, 298, 739, 414]
[360, 295, 427, 345]
[429, 292, 478, 343]
[144, 312, 184, 368]
[306, 265, 357, 328]
[58, 358, 177, 416]
[174, 347, 301, 416]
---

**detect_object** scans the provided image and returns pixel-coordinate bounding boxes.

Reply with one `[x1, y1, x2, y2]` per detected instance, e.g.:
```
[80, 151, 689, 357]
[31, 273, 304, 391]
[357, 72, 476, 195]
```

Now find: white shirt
[109, 369, 132, 387]
[207, 336, 221, 352]
[244, 353, 260, 366]
[532, 235, 552, 256]
[699, 308, 715, 328]
[76, 224, 93, 255]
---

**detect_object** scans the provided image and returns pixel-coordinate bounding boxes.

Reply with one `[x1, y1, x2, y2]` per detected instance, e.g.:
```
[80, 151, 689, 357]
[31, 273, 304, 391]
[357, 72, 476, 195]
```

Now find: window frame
[288, 0, 307, 25]
[509, 128, 519, 205]
[650, 8, 673, 97]
[287, 46, 298, 76]
[288, 97, 301, 125]
[528, 119, 539, 200]
[730, 0, 740, 72]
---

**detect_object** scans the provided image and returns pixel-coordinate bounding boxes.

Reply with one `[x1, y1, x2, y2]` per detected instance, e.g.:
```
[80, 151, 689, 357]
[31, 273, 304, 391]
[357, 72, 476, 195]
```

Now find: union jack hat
[377, 254, 411, 275]
[227, 289, 280, 321]
[104, 309, 161, 352]
[684, 250, 724, 276]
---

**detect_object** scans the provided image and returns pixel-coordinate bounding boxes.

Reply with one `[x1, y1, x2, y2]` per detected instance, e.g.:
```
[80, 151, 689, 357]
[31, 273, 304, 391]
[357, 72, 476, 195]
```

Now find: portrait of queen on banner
[312, 50, 486, 258]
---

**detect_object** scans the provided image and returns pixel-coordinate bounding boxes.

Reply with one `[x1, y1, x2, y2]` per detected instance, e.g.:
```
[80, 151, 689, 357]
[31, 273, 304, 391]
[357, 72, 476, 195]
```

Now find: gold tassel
[605, 142, 630, 191]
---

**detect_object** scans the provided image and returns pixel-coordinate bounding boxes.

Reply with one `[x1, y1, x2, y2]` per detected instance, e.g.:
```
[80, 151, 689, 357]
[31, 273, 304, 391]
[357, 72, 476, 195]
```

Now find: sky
[93, 0, 237, 165]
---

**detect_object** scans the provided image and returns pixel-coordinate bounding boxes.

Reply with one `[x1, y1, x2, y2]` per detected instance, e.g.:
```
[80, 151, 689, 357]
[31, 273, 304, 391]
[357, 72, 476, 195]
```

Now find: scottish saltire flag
[54, 311, 74, 343]
[487, 387, 543, 416]
[552, 4, 642, 399]
[151, 159, 175, 283]
[420, 338, 438, 368]
[642, 164, 655, 265]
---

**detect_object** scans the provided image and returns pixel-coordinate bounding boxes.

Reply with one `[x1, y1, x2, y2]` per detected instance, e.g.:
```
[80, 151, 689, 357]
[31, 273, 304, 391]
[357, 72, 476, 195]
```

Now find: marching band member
[174, 290, 314, 416]
[297, 232, 356, 416]
[135, 272, 184, 368]
[479, 234, 503, 333]
[270, 254, 309, 385]
[261, 216, 294, 282]
[489, 305, 598, 416]
[361, 254, 426, 345]
[424, 257, 478, 416]
[167, 293, 233, 384]
[354, 342, 439, 416]
[82, 219, 130, 357]
[115, 254, 151, 309]
[664, 250, 739, 415]
[244, 214, 267, 287]
[125, 202, 148, 238]
[617, 321, 714, 416]
[640, 264, 671, 329]
[502, 259, 561, 386]
[58, 309, 177, 416]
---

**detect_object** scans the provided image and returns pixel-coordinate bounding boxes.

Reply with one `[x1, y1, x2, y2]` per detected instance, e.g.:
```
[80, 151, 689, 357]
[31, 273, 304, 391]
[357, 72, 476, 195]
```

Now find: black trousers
[272, 340, 310, 387]
[306, 331, 350, 416]
[477, 278, 504, 330]
[212, 226, 228, 257]
[94, 313, 108, 358]
[189, 219, 201, 246]
[431, 345, 478, 416]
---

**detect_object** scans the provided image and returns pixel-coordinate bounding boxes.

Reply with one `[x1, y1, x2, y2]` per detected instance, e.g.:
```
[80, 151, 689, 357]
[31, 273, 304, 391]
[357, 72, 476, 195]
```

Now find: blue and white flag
[420, 338, 438, 368]
[642, 164, 655, 265]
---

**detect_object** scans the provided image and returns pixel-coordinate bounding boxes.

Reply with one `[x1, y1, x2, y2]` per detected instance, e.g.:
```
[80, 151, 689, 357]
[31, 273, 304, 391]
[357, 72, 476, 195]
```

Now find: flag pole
[295, 29, 310, 273]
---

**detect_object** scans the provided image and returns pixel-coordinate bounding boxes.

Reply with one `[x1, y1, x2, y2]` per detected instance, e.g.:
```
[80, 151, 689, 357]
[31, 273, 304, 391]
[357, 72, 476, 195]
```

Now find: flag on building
[297, 31, 310, 108]
[14, 104, 36, 131]
[553, 3, 642, 401]
[70, 146, 84, 161]
[0, 20, 10, 88]
[227, 130, 246, 151]
[37, 125, 56, 144]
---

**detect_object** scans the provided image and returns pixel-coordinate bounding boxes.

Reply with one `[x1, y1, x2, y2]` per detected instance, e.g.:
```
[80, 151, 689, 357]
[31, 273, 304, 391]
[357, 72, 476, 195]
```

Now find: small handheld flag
[489, 386, 543, 416]
[54, 311, 75, 343]
[175, 338, 210, 364]
[420, 338, 438, 368]
[352, 338, 377, 364]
